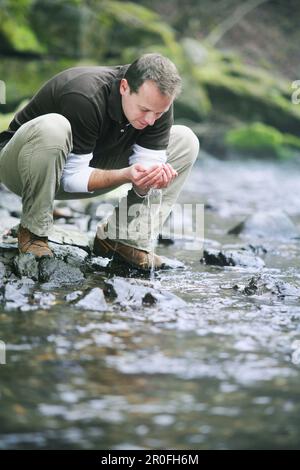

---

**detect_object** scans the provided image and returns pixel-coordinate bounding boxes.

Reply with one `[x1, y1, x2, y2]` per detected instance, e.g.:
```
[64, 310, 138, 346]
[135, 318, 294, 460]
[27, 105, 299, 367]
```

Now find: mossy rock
[0, 0, 45, 54]
[225, 122, 300, 158]
[0, 58, 75, 111]
[191, 41, 300, 136]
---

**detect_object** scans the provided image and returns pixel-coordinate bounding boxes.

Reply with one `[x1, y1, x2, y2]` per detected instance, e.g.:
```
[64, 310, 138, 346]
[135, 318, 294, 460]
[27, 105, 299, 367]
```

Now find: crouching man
[0, 53, 199, 270]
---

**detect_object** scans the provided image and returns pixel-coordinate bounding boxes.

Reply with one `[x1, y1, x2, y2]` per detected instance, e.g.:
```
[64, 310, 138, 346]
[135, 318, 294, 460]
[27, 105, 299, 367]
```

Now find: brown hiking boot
[93, 233, 162, 270]
[17, 225, 53, 258]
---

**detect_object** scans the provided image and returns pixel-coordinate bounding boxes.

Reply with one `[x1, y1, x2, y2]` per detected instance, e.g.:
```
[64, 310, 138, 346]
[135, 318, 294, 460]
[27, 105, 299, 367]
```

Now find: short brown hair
[125, 53, 182, 98]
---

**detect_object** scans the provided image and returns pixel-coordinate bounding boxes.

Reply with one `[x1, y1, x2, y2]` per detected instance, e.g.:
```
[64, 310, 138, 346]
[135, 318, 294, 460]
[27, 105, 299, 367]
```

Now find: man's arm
[87, 164, 165, 192]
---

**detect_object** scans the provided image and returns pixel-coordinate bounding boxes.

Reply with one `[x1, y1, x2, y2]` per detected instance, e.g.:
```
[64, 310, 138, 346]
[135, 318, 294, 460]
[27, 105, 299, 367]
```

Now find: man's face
[120, 79, 173, 129]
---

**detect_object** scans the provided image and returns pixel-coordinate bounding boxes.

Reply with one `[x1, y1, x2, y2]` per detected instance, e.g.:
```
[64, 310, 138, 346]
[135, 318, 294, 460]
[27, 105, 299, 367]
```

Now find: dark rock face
[75, 287, 108, 312]
[39, 258, 85, 287]
[201, 248, 265, 268]
[13, 254, 39, 280]
[233, 274, 300, 299]
[103, 277, 186, 309]
[228, 210, 299, 240]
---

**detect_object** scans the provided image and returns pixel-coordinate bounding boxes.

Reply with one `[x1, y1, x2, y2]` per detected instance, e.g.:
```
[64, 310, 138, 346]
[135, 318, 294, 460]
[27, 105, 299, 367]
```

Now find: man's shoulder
[51, 65, 125, 99]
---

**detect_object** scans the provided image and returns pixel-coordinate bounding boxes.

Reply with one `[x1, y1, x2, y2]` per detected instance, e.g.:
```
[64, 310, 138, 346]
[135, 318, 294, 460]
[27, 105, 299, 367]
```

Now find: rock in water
[228, 210, 299, 240]
[39, 258, 85, 287]
[103, 276, 186, 309]
[233, 274, 300, 298]
[75, 287, 108, 311]
[201, 248, 265, 268]
[48, 225, 90, 250]
[13, 253, 39, 280]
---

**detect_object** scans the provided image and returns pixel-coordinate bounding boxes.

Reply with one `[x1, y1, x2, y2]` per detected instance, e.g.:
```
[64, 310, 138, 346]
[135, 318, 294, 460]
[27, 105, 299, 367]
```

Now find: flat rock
[233, 274, 300, 298]
[48, 225, 90, 250]
[228, 210, 300, 240]
[103, 276, 186, 309]
[201, 248, 265, 268]
[48, 243, 88, 268]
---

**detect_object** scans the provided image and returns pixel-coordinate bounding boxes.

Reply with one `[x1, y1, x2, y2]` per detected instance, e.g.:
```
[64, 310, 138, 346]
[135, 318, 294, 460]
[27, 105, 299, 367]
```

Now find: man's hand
[127, 163, 178, 195]
[153, 163, 177, 189]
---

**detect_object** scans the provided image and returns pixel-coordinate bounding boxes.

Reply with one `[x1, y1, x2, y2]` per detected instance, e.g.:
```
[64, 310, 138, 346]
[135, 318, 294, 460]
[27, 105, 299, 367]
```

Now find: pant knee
[33, 113, 72, 152]
[170, 125, 200, 165]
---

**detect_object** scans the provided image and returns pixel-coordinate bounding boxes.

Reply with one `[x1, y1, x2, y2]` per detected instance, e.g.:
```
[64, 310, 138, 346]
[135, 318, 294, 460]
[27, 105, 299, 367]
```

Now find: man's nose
[145, 112, 156, 126]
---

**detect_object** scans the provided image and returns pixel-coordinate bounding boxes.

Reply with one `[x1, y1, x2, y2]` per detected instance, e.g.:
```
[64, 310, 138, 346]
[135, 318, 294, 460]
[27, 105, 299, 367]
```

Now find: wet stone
[48, 225, 90, 251]
[103, 277, 186, 309]
[31, 291, 56, 309]
[0, 242, 18, 267]
[13, 253, 39, 280]
[0, 261, 6, 281]
[85, 256, 110, 273]
[2, 279, 36, 311]
[245, 244, 268, 256]
[65, 290, 83, 302]
[75, 287, 108, 311]
[201, 248, 265, 268]
[233, 274, 300, 298]
[39, 258, 85, 287]
[160, 256, 185, 269]
[228, 210, 300, 240]
[48, 243, 88, 269]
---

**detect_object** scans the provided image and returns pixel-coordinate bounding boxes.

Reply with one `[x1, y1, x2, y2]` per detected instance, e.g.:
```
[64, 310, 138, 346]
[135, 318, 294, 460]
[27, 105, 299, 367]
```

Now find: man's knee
[169, 125, 200, 165]
[34, 113, 72, 152]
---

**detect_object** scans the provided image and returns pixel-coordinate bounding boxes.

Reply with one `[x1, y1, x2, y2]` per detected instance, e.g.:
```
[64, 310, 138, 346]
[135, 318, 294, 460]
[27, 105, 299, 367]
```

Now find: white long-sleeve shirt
[60, 144, 167, 193]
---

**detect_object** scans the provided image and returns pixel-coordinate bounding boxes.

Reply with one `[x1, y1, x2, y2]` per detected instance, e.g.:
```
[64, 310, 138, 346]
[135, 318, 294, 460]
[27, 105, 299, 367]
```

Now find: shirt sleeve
[136, 104, 173, 150]
[129, 144, 167, 167]
[60, 92, 101, 154]
[60, 152, 95, 193]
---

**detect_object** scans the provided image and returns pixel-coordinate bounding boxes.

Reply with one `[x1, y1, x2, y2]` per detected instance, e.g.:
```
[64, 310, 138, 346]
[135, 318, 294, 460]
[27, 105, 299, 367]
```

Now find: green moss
[225, 122, 300, 158]
[191, 42, 300, 135]
[0, 0, 45, 53]
[0, 58, 76, 110]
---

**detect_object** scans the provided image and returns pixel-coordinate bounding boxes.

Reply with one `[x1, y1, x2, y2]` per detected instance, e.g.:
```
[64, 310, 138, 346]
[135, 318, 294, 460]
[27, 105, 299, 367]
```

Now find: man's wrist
[121, 167, 132, 183]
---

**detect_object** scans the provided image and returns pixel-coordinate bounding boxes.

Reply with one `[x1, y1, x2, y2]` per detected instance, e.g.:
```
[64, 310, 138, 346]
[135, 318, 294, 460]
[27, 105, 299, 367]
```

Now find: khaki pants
[0, 113, 199, 251]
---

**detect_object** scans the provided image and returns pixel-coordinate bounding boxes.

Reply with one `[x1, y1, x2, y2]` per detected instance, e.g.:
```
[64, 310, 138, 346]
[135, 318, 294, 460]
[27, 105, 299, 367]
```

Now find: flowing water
[1, 153, 300, 449]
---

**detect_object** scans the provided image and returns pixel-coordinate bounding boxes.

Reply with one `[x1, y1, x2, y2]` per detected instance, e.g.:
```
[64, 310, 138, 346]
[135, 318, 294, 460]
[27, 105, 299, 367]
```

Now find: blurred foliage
[0, 0, 44, 53]
[0, 0, 299, 158]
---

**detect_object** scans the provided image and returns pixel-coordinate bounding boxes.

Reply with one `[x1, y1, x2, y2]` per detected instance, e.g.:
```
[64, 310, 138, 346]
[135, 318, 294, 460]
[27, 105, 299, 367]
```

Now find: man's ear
[120, 78, 130, 96]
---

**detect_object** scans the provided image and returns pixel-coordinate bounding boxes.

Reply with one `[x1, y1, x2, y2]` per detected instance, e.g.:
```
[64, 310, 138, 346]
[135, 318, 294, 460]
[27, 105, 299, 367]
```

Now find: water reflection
[1, 156, 300, 449]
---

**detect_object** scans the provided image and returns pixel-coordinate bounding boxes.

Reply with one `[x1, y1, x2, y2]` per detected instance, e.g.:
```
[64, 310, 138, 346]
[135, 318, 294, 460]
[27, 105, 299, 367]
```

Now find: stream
[1, 152, 300, 449]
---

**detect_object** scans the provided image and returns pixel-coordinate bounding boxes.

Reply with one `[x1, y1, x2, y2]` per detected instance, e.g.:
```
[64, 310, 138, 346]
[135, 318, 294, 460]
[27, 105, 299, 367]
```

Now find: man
[0, 53, 199, 270]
